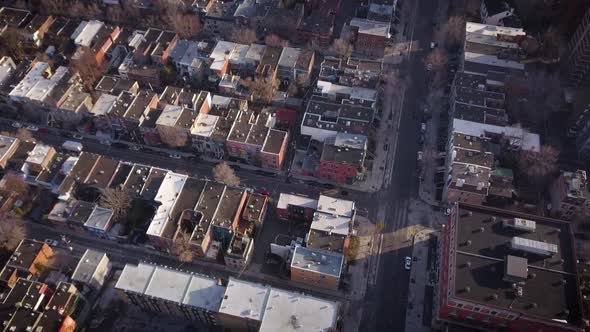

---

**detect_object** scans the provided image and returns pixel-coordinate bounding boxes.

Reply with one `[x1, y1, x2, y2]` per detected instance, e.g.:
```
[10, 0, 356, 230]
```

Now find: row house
[348, 18, 390, 57]
[317, 133, 367, 184]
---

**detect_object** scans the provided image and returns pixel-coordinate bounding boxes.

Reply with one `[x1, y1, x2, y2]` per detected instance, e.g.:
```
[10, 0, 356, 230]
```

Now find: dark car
[322, 183, 335, 189]
[255, 170, 276, 177]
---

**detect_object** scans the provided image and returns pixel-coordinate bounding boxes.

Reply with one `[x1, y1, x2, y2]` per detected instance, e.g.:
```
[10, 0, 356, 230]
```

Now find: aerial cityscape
[0, 0, 587, 331]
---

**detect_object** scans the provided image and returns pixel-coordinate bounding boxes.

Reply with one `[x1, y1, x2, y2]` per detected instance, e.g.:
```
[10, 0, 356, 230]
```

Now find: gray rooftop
[71, 249, 108, 284]
[219, 278, 270, 322]
[291, 246, 344, 278]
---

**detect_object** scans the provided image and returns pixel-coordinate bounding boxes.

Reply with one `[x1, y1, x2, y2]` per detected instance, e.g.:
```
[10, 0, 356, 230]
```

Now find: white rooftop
[181, 273, 225, 311]
[74, 20, 104, 47]
[0, 135, 18, 160]
[210, 41, 248, 65]
[311, 212, 351, 236]
[115, 262, 156, 294]
[350, 18, 390, 37]
[259, 288, 339, 332]
[146, 171, 188, 237]
[91, 94, 117, 116]
[463, 51, 525, 71]
[333, 133, 367, 150]
[84, 206, 114, 231]
[156, 104, 184, 127]
[71, 249, 108, 284]
[245, 44, 266, 63]
[278, 47, 301, 69]
[61, 156, 78, 175]
[191, 113, 219, 137]
[0, 56, 16, 86]
[466, 21, 525, 44]
[277, 193, 318, 210]
[26, 144, 51, 165]
[219, 278, 270, 322]
[317, 195, 355, 217]
[9, 63, 68, 102]
[316, 80, 376, 102]
[452, 118, 540, 152]
[117, 263, 224, 312]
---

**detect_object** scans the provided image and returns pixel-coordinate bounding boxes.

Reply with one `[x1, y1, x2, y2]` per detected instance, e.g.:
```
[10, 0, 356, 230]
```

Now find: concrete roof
[84, 206, 113, 231]
[191, 113, 219, 138]
[219, 278, 270, 322]
[278, 47, 301, 69]
[182, 273, 225, 311]
[90, 93, 117, 116]
[452, 118, 540, 152]
[25, 144, 51, 165]
[349, 18, 390, 37]
[74, 20, 104, 47]
[146, 172, 188, 237]
[259, 288, 339, 332]
[277, 193, 318, 210]
[71, 249, 108, 284]
[291, 246, 344, 278]
[311, 212, 351, 236]
[115, 263, 156, 294]
[317, 195, 354, 217]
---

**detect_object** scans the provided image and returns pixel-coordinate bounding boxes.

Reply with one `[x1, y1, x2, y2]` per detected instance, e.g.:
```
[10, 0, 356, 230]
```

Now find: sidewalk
[405, 229, 439, 332]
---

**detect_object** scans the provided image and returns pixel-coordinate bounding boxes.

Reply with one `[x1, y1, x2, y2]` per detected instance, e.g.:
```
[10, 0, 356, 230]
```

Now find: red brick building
[317, 133, 366, 184]
[437, 204, 583, 332]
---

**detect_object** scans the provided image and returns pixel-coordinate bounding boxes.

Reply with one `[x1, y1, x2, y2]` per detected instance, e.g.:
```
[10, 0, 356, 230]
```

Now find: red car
[256, 189, 271, 196]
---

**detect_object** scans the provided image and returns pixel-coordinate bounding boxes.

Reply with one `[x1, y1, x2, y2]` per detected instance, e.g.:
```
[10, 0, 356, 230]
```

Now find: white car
[130, 145, 141, 151]
[404, 256, 412, 271]
[26, 125, 39, 131]
[44, 239, 59, 247]
[420, 122, 426, 133]
[417, 151, 423, 161]
[11, 122, 22, 128]
[100, 139, 111, 146]
[426, 63, 433, 71]
[430, 41, 437, 49]
[169, 153, 182, 159]
[72, 134, 83, 140]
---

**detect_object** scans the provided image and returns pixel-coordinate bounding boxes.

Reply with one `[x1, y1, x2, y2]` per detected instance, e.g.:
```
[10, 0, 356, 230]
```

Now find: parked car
[11, 122, 22, 128]
[417, 151, 423, 161]
[256, 189, 271, 196]
[72, 134, 83, 140]
[169, 153, 182, 159]
[26, 125, 39, 131]
[322, 183, 335, 189]
[130, 145, 141, 151]
[255, 170, 276, 177]
[99, 139, 111, 146]
[404, 256, 412, 270]
[420, 122, 426, 133]
[112, 142, 128, 149]
[430, 41, 437, 49]
[383, 144, 388, 151]
[44, 239, 59, 247]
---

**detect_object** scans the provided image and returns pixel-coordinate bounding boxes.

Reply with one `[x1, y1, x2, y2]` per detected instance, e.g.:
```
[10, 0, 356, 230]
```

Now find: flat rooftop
[349, 18, 390, 37]
[291, 246, 344, 277]
[452, 205, 581, 322]
[219, 278, 270, 322]
[212, 187, 245, 229]
[259, 288, 339, 332]
[277, 193, 318, 210]
[71, 249, 108, 284]
[317, 195, 355, 217]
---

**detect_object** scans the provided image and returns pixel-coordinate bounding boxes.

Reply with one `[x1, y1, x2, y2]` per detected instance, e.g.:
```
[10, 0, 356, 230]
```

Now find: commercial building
[218, 278, 270, 331]
[437, 204, 583, 332]
[317, 133, 367, 184]
[290, 246, 344, 290]
[115, 263, 225, 325]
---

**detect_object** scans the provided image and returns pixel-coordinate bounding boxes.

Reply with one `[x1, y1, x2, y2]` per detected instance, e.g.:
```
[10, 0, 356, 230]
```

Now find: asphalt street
[359, 0, 439, 330]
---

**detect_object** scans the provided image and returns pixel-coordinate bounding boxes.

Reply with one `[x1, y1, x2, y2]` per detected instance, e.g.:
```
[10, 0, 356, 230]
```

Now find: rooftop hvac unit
[510, 237, 558, 257]
[503, 218, 536, 232]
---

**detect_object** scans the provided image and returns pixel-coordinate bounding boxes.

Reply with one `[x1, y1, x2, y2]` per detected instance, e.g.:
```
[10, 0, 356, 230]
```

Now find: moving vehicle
[99, 139, 111, 146]
[420, 122, 426, 133]
[72, 134, 83, 140]
[26, 125, 39, 131]
[169, 153, 182, 159]
[417, 151, 423, 161]
[130, 145, 141, 151]
[62, 140, 83, 152]
[404, 256, 412, 270]
[11, 122, 22, 128]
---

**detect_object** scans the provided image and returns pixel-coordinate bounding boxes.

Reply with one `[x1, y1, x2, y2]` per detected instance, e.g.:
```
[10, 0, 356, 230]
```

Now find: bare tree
[167, 9, 203, 39]
[231, 28, 258, 45]
[331, 38, 353, 58]
[265, 34, 288, 47]
[0, 28, 25, 61]
[173, 231, 195, 263]
[0, 217, 26, 251]
[71, 47, 105, 91]
[213, 162, 240, 187]
[100, 188, 132, 223]
[241, 76, 279, 104]
[425, 48, 449, 72]
[2, 173, 29, 200]
[517, 145, 559, 179]
[440, 16, 466, 48]
[15, 128, 35, 143]
[157, 126, 188, 148]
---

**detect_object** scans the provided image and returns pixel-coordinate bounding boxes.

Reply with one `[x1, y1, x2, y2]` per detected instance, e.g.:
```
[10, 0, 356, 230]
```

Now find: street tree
[167, 9, 203, 39]
[241, 76, 279, 105]
[173, 231, 195, 264]
[517, 145, 559, 180]
[2, 173, 29, 200]
[331, 38, 353, 58]
[213, 162, 240, 187]
[157, 126, 188, 148]
[265, 34, 288, 47]
[440, 15, 466, 48]
[0, 217, 26, 251]
[0, 28, 25, 61]
[425, 48, 449, 72]
[231, 28, 258, 45]
[100, 188, 132, 223]
[71, 47, 105, 91]
[15, 128, 35, 143]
